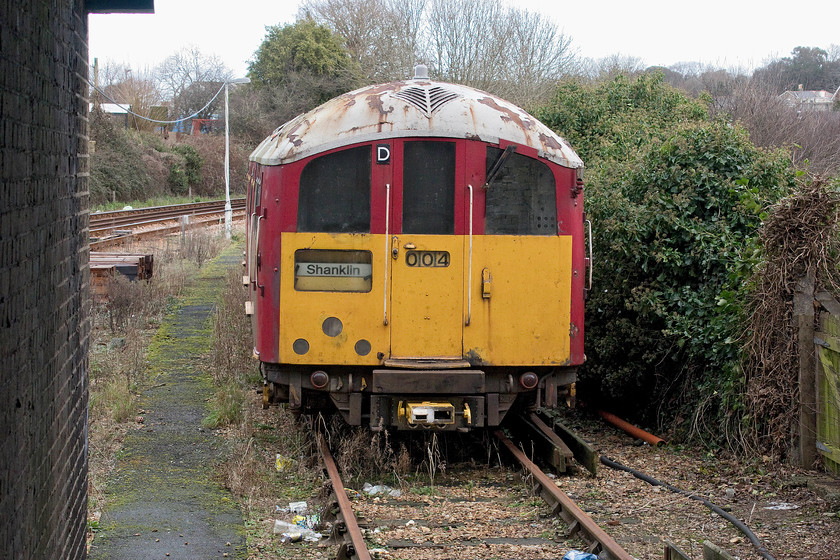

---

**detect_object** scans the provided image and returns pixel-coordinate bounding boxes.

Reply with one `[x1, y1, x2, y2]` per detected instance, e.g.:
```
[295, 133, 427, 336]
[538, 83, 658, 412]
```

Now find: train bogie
[246, 68, 587, 431]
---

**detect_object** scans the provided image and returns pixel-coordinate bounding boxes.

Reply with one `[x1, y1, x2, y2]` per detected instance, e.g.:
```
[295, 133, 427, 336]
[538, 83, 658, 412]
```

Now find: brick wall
[0, 1, 91, 558]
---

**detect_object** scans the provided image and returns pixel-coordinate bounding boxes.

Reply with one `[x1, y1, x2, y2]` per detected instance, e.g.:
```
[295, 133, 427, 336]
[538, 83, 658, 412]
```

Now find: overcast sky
[89, 0, 840, 79]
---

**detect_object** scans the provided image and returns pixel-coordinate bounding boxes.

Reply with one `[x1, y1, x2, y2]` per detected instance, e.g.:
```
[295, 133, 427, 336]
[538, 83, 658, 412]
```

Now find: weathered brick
[1, 1, 90, 558]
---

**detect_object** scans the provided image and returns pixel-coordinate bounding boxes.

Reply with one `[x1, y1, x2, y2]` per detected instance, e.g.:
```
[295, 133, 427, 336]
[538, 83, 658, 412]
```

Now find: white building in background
[779, 85, 840, 112]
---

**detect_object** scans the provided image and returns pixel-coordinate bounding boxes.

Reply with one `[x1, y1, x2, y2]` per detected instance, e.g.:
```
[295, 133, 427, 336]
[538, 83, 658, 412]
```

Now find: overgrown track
[495, 430, 633, 560]
[90, 198, 246, 249]
[315, 421, 635, 560]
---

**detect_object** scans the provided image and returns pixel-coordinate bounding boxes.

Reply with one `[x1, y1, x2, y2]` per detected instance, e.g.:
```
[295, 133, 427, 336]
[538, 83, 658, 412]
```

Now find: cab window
[298, 146, 371, 233]
[402, 141, 455, 235]
[485, 147, 557, 235]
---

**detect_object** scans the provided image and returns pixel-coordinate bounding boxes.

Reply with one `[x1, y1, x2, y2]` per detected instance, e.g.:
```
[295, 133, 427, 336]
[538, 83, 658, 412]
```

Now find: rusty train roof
[249, 80, 583, 169]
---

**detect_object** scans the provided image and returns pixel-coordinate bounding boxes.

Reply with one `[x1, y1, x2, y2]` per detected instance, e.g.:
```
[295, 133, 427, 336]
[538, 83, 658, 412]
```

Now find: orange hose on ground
[597, 410, 666, 446]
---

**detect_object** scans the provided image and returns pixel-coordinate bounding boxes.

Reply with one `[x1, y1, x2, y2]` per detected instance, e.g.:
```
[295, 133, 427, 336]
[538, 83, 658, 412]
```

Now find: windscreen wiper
[483, 145, 516, 189]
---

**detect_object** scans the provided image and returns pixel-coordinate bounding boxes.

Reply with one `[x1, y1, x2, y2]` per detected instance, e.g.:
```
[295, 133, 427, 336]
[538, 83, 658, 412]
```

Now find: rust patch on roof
[367, 93, 394, 118]
[477, 96, 535, 131]
[285, 120, 309, 147]
[364, 81, 406, 96]
[538, 132, 564, 151]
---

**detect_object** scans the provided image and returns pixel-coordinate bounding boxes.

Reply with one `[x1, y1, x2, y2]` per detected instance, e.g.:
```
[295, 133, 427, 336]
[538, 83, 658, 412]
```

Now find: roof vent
[394, 84, 459, 118]
[413, 64, 429, 79]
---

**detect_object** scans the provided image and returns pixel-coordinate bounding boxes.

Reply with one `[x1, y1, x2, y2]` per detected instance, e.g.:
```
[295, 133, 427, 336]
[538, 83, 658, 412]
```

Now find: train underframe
[261, 363, 576, 431]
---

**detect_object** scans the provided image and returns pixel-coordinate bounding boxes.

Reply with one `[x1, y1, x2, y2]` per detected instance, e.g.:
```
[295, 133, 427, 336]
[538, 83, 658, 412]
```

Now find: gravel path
[89, 248, 245, 560]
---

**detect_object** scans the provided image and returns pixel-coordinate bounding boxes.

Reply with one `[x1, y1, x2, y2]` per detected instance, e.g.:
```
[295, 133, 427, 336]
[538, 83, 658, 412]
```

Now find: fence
[814, 291, 840, 474]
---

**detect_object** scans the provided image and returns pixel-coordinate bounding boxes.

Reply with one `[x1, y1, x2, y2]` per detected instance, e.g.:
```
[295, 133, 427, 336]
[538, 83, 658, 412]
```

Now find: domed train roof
[249, 79, 583, 169]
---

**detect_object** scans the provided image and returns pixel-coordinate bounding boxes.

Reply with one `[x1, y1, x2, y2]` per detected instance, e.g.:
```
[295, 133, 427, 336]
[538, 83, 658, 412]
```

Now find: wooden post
[663, 540, 692, 560]
[794, 272, 816, 468]
[702, 541, 736, 560]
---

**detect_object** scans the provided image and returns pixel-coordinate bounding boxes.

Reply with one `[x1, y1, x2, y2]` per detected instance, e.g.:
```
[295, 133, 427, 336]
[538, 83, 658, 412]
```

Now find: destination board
[296, 262, 373, 277]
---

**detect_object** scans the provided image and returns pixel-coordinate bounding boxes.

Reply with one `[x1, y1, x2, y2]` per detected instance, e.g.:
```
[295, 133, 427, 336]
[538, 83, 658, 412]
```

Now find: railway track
[89, 198, 246, 249]
[314, 416, 635, 560]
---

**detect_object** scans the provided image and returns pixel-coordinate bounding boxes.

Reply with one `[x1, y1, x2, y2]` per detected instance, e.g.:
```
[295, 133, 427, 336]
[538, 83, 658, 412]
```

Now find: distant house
[171, 117, 220, 139]
[90, 102, 130, 126]
[190, 118, 220, 135]
[779, 86, 839, 112]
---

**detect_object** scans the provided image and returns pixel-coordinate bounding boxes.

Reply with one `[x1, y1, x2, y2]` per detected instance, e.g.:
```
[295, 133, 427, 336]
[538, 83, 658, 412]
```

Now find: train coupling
[397, 400, 472, 429]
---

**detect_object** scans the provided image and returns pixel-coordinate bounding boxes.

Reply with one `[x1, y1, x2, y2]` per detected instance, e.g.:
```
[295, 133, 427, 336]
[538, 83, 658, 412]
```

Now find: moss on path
[89, 245, 246, 560]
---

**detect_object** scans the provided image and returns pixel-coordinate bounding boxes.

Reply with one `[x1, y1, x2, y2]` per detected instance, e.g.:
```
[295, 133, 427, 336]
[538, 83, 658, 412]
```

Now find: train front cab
[248, 136, 586, 431]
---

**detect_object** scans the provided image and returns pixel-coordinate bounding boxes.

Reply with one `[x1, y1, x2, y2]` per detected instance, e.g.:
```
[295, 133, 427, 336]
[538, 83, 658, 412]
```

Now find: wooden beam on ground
[702, 541, 736, 560]
[663, 540, 693, 560]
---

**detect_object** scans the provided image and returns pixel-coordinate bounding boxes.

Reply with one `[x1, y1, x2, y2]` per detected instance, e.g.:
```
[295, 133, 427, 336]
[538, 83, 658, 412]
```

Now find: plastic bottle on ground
[563, 551, 599, 560]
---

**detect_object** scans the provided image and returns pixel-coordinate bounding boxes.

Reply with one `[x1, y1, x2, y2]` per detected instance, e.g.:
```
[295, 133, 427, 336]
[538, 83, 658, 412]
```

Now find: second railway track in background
[89, 198, 246, 249]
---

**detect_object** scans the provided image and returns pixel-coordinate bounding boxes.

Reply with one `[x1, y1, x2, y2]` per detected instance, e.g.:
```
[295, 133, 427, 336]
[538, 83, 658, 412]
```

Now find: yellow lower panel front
[463, 235, 572, 365]
[278, 232, 388, 365]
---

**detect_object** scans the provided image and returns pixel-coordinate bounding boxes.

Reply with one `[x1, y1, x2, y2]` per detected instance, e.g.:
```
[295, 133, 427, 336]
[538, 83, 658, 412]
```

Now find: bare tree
[497, 8, 578, 106]
[94, 61, 163, 132]
[301, 0, 577, 106]
[698, 68, 742, 99]
[156, 46, 232, 119]
[580, 54, 645, 81]
[300, 0, 425, 82]
[425, 0, 506, 87]
[424, 0, 577, 107]
[711, 79, 840, 175]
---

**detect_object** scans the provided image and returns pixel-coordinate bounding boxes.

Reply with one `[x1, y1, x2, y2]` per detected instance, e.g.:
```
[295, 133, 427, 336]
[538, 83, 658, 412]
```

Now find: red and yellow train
[245, 67, 589, 431]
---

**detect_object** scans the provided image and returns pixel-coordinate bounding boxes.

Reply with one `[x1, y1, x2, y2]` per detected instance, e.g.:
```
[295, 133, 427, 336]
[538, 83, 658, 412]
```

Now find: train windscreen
[402, 141, 456, 235]
[485, 147, 556, 235]
[298, 146, 371, 233]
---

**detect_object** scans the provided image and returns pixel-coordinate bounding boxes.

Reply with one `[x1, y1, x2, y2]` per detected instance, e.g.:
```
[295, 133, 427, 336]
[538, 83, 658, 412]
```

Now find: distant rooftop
[90, 102, 129, 114]
[783, 90, 834, 101]
[779, 86, 839, 111]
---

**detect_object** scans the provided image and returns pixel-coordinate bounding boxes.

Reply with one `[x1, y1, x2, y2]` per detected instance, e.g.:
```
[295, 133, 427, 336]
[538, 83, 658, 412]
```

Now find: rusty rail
[509, 412, 575, 473]
[89, 199, 246, 250]
[494, 429, 634, 560]
[90, 198, 245, 232]
[318, 434, 371, 560]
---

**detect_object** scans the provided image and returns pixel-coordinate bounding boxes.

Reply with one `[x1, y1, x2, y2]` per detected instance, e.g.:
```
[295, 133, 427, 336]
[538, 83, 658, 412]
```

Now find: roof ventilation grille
[394, 85, 459, 118]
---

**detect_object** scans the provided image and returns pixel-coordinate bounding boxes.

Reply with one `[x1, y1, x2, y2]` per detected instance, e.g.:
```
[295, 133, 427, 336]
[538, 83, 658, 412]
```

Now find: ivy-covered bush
[171, 144, 203, 187]
[89, 108, 154, 205]
[536, 74, 795, 436]
[89, 109, 222, 206]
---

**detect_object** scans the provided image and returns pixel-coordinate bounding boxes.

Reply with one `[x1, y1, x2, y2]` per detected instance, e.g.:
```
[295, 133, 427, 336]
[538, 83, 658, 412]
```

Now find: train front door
[388, 140, 465, 359]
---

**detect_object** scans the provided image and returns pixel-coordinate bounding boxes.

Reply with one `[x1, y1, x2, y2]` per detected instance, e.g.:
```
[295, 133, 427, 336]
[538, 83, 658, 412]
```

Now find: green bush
[171, 144, 203, 187]
[90, 108, 210, 204]
[537, 74, 795, 435]
[167, 160, 188, 195]
[90, 109, 154, 205]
